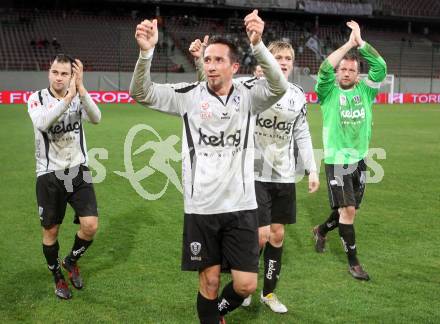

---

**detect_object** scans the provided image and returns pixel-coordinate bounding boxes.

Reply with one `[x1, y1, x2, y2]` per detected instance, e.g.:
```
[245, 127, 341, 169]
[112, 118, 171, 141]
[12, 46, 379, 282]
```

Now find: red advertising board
[1, 91, 440, 104]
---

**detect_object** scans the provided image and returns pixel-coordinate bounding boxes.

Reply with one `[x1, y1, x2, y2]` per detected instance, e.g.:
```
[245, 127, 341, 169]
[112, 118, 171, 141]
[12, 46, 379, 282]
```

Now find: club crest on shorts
[190, 241, 201, 256]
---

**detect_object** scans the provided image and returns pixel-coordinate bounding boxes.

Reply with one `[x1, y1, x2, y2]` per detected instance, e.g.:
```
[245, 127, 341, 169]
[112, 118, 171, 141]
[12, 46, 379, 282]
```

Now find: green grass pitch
[0, 103, 439, 323]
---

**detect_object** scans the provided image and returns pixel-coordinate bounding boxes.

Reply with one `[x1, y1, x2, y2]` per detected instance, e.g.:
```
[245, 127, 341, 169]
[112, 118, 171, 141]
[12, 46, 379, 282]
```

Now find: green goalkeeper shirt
[315, 42, 387, 165]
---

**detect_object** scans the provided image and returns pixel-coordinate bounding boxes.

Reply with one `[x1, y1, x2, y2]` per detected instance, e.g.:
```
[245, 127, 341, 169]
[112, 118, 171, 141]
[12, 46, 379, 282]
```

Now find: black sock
[318, 210, 339, 236]
[66, 233, 93, 264]
[218, 281, 244, 316]
[338, 223, 359, 267]
[197, 292, 219, 324]
[263, 242, 283, 296]
[42, 241, 63, 282]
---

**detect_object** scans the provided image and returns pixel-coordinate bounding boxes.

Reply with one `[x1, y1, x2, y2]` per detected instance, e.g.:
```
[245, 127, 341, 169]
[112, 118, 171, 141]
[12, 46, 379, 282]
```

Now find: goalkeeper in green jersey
[312, 21, 387, 281]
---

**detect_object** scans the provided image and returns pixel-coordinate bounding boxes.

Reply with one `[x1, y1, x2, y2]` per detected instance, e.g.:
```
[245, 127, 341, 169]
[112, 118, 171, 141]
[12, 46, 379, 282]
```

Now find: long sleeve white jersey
[130, 42, 288, 215]
[252, 80, 317, 183]
[27, 88, 101, 177]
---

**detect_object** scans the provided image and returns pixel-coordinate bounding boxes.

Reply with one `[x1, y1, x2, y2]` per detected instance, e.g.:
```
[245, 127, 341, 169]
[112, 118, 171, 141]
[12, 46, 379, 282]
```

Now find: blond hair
[267, 41, 295, 62]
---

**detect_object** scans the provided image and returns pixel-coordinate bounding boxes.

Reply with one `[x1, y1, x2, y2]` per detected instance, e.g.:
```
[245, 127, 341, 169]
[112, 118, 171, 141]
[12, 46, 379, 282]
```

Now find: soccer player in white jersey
[190, 40, 319, 313]
[27, 54, 101, 300]
[130, 10, 288, 324]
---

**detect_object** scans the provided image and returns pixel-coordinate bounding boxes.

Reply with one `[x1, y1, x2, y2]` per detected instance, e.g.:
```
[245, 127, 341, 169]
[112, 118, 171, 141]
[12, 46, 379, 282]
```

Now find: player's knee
[345, 206, 356, 219]
[339, 206, 356, 223]
[259, 226, 270, 248]
[43, 225, 59, 242]
[259, 231, 269, 249]
[201, 275, 220, 294]
[270, 228, 284, 246]
[234, 279, 257, 296]
[81, 218, 98, 237]
[259, 236, 268, 249]
[270, 225, 284, 247]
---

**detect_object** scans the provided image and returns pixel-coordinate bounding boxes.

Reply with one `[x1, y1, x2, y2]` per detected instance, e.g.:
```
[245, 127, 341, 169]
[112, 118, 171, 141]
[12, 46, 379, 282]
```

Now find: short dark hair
[337, 51, 359, 70]
[50, 53, 74, 67]
[206, 36, 239, 63]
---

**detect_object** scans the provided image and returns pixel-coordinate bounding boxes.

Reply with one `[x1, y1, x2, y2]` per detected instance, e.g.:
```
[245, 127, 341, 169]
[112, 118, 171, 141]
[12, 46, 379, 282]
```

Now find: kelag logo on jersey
[48, 121, 81, 135]
[256, 115, 293, 135]
[198, 128, 241, 147]
[340, 108, 365, 120]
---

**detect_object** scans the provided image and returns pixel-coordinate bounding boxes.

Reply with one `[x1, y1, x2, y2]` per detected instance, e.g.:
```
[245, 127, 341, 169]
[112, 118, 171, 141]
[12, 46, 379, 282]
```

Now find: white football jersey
[28, 88, 91, 176]
[130, 42, 288, 214]
[252, 81, 316, 182]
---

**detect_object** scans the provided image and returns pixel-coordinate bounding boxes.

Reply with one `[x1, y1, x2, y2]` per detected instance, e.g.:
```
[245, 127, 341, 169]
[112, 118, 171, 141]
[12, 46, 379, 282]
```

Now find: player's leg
[181, 212, 223, 323]
[37, 173, 71, 299]
[313, 164, 344, 252]
[255, 181, 272, 253]
[338, 206, 368, 280]
[338, 205, 358, 266]
[219, 270, 257, 317]
[219, 210, 259, 318]
[260, 223, 287, 313]
[64, 166, 99, 289]
[241, 181, 271, 307]
[198, 265, 221, 324]
[340, 160, 369, 280]
[241, 224, 269, 307]
[261, 183, 294, 313]
[259, 225, 270, 250]
[313, 209, 339, 252]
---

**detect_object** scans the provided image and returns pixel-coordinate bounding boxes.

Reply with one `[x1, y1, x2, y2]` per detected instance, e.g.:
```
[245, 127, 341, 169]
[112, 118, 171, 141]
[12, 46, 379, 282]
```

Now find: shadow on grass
[0, 268, 49, 321]
[87, 206, 156, 274]
[0, 207, 156, 321]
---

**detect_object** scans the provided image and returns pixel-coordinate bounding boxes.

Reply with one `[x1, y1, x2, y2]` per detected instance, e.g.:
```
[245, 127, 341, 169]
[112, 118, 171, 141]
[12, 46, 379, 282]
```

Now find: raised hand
[348, 30, 358, 48]
[347, 20, 364, 47]
[72, 59, 84, 92]
[65, 73, 77, 103]
[189, 35, 209, 60]
[244, 9, 264, 46]
[135, 19, 158, 51]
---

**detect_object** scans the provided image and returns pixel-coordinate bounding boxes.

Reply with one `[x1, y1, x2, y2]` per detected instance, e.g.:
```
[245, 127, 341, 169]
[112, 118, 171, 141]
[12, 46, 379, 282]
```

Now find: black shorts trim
[325, 160, 367, 209]
[36, 165, 98, 227]
[255, 181, 296, 226]
[181, 209, 259, 273]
